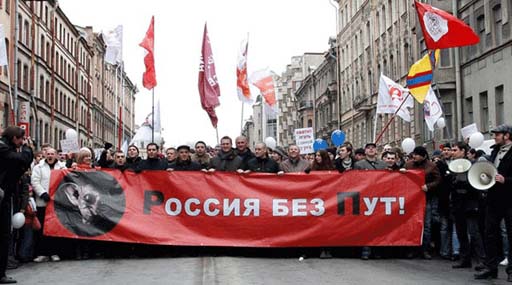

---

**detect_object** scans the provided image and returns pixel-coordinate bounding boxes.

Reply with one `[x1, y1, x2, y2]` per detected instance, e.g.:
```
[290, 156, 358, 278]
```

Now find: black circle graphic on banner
[54, 171, 125, 237]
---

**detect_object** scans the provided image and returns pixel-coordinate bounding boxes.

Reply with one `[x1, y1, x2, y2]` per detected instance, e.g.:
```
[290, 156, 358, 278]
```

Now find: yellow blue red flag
[406, 50, 439, 103]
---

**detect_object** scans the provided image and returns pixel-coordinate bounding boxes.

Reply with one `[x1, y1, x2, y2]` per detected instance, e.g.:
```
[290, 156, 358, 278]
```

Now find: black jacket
[235, 149, 255, 170]
[246, 156, 280, 173]
[334, 157, 355, 173]
[169, 159, 202, 171]
[0, 138, 33, 198]
[487, 144, 512, 205]
[126, 156, 142, 170]
[137, 157, 169, 171]
[209, 150, 243, 171]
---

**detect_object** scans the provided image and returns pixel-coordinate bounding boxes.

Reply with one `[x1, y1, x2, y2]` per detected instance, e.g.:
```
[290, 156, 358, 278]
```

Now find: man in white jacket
[31, 148, 66, 263]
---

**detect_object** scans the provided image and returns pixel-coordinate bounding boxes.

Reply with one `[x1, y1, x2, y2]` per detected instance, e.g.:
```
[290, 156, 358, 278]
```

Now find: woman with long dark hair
[311, 150, 334, 171]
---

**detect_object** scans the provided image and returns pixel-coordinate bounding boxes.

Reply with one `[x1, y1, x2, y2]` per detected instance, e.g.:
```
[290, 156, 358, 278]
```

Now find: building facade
[0, 1, 136, 150]
[334, 0, 511, 149]
[275, 53, 324, 147]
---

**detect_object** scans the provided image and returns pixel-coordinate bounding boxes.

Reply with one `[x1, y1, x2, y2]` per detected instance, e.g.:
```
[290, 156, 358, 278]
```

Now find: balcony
[298, 100, 313, 111]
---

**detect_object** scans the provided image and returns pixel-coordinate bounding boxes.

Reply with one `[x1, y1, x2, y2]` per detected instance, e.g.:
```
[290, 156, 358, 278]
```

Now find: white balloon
[401, 138, 416, 154]
[469, 132, 485, 148]
[65, 128, 78, 140]
[12, 212, 25, 229]
[264, 137, 277, 149]
[436, 117, 446, 129]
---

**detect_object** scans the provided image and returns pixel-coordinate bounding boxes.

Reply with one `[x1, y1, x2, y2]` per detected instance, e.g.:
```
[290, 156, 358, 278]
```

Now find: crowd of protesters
[0, 123, 511, 283]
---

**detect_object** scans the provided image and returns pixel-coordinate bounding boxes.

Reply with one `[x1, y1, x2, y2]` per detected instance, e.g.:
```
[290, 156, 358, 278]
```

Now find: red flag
[198, 23, 221, 128]
[414, 1, 479, 49]
[139, 16, 157, 90]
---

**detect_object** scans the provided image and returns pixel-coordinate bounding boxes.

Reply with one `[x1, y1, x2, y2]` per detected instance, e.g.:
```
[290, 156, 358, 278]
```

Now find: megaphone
[449, 159, 472, 173]
[468, 161, 497, 191]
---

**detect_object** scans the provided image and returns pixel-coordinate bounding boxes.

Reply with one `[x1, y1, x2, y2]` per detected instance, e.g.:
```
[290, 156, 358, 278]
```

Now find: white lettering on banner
[243, 199, 260, 216]
[164, 198, 260, 217]
[273, 199, 288, 216]
[224, 199, 240, 216]
[272, 198, 326, 217]
[160, 196, 404, 217]
[363, 197, 404, 216]
[185, 198, 201, 216]
[204, 198, 220, 216]
[165, 198, 182, 216]
[363, 197, 379, 215]
[292, 199, 308, 216]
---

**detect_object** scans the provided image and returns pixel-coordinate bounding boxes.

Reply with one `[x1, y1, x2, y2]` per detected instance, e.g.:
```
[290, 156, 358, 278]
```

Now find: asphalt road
[7, 254, 511, 284]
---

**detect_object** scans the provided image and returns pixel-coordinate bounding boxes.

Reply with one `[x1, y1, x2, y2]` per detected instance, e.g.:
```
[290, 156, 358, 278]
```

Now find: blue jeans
[452, 223, 460, 255]
[18, 225, 34, 261]
[439, 215, 452, 257]
[423, 198, 433, 252]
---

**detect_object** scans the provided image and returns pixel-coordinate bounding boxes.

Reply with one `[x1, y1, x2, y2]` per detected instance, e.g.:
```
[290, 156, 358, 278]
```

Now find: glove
[40, 193, 50, 202]
[304, 168, 311, 174]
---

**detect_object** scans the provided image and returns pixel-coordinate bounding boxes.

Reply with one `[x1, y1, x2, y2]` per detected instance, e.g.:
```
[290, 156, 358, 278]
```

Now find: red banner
[44, 169, 425, 247]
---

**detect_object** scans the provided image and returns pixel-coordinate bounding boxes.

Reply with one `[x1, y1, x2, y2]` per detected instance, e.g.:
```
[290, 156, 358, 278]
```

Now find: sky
[59, 0, 336, 147]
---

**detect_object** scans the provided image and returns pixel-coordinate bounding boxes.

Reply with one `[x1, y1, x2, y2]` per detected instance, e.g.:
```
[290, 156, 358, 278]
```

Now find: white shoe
[33, 256, 49, 263]
[50, 255, 61, 262]
[500, 257, 508, 266]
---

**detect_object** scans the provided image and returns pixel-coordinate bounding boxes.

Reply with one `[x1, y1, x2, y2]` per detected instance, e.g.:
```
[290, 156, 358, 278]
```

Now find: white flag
[423, 87, 443, 131]
[104, 25, 123, 65]
[377, 74, 414, 122]
[0, 24, 8, 66]
[121, 140, 128, 154]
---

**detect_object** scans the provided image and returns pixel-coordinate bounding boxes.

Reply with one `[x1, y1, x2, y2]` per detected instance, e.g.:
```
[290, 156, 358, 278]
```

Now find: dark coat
[487, 144, 512, 205]
[435, 159, 452, 216]
[209, 150, 243, 171]
[235, 149, 255, 170]
[137, 157, 169, 171]
[405, 158, 441, 196]
[126, 156, 142, 170]
[169, 159, 203, 171]
[246, 156, 280, 173]
[334, 157, 355, 173]
[0, 138, 33, 199]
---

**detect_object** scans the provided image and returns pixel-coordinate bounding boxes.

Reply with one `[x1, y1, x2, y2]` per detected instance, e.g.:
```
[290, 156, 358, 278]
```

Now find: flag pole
[372, 113, 379, 142]
[215, 127, 219, 144]
[374, 93, 412, 144]
[240, 102, 244, 133]
[6, 64, 15, 125]
[152, 88, 155, 143]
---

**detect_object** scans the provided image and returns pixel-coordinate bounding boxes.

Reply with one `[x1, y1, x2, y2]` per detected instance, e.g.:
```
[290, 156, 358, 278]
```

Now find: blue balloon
[313, 139, 328, 152]
[331, 130, 346, 147]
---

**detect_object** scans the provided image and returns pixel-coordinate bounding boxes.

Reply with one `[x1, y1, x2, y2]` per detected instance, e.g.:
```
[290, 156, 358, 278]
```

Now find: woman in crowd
[311, 150, 335, 171]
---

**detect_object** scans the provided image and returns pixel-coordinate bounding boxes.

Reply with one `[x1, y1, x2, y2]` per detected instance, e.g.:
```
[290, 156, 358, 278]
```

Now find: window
[24, 20, 30, 45]
[465, 97, 473, 124]
[440, 49, 451, 67]
[493, 5, 502, 46]
[443, 102, 453, 140]
[40, 36, 45, 60]
[480, 91, 489, 132]
[477, 15, 485, 53]
[495, 85, 504, 125]
[45, 81, 49, 103]
[17, 15, 22, 41]
[39, 76, 44, 99]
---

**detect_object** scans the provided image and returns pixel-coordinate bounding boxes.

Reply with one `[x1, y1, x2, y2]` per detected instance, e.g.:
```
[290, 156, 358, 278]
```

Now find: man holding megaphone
[449, 142, 485, 271]
[475, 124, 512, 281]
